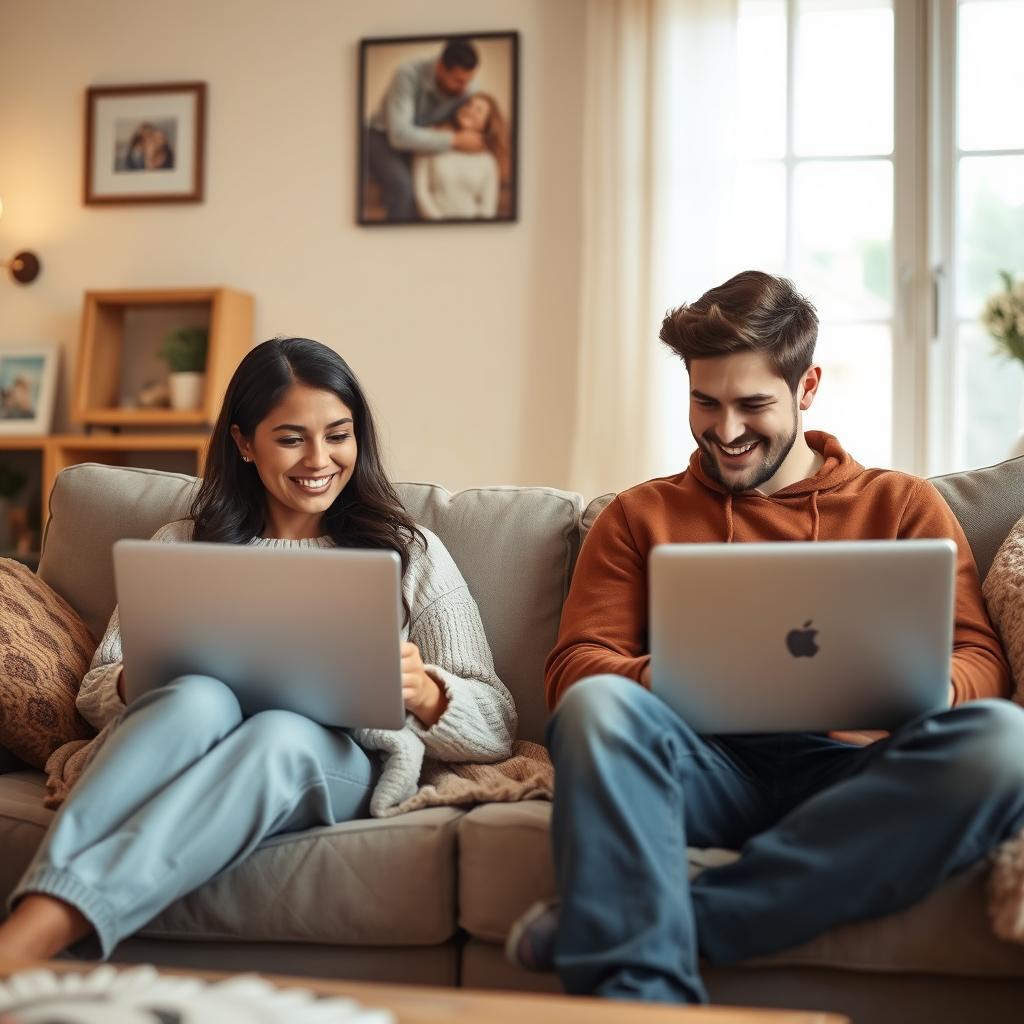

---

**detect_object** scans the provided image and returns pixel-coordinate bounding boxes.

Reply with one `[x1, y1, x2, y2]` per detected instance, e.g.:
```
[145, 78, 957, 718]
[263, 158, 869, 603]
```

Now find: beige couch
[2, 458, 1024, 1022]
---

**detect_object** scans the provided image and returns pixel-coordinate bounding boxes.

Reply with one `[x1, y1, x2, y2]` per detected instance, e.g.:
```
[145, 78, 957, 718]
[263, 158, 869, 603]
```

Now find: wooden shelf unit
[0, 285, 252, 565]
[73, 287, 253, 427]
[0, 434, 209, 558]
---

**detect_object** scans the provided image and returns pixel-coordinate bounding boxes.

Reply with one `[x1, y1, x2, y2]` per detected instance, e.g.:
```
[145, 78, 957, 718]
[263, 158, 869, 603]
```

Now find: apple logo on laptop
[786, 620, 819, 658]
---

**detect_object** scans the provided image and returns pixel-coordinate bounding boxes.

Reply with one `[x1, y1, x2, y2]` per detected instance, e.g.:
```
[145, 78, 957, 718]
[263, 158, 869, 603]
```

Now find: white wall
[0, 0, 585, 491]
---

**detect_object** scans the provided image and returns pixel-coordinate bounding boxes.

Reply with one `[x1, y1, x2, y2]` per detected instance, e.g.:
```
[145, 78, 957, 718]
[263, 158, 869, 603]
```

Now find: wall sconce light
[0, 197, 41, 285]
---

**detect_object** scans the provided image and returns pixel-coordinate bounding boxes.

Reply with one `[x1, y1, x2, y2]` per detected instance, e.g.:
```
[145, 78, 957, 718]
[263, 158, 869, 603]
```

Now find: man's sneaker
[505, 899, 560, 972]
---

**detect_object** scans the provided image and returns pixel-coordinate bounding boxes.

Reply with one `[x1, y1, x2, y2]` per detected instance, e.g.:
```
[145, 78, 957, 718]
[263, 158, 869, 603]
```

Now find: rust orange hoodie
[545, 431, 1009, 715]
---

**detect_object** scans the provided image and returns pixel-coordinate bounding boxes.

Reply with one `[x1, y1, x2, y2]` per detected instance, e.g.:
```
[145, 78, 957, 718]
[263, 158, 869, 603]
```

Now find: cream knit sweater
[77, 519, 517, 816]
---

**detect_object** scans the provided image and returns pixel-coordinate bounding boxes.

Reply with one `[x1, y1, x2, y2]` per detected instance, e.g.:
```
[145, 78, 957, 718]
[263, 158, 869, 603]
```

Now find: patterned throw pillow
[983, 512, 1024, 704]
[0, 558, 95, 769]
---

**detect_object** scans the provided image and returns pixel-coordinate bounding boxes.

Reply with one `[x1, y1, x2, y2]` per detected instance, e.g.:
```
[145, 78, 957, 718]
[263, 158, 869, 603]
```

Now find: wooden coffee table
[0, 958, 848, 1023]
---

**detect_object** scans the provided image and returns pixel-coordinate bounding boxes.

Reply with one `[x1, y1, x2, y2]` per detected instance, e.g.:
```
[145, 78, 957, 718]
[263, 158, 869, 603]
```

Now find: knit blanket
[982, 510, 1024, 943]
[376, 740, 553, 817]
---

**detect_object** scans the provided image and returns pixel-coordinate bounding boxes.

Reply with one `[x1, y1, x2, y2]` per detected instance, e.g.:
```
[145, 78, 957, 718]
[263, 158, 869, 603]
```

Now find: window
[725, 0, 1024, 474]
[939, 0, 1024, 471]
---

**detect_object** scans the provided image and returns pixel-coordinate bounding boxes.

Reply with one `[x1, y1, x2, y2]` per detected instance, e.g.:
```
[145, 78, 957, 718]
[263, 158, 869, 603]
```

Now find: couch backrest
[36, 456, 1024, 750]
[38, 465, 581, 744]
[930, 456, 1024, 581]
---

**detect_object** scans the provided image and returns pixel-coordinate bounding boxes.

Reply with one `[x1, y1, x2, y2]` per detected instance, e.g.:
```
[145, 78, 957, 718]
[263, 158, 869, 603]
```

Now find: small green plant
[0, 462, 27, 501]
[158, 326, 209, 373]
[981, 271, 1024, 366]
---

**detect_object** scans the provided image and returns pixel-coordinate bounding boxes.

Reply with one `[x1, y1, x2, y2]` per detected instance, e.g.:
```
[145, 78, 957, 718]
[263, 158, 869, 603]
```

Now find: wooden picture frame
[84, 82, 206, 205]
[0, 345, 59, 435]
[357, 32, 519, 225]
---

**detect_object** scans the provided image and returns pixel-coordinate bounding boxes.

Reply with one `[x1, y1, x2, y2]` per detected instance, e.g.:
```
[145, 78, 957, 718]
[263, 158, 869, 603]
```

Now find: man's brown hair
[659, 270, 818, 392]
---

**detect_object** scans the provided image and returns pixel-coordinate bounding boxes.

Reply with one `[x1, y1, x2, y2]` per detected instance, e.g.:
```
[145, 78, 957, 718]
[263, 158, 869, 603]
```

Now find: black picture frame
[357, 31, 519, 226]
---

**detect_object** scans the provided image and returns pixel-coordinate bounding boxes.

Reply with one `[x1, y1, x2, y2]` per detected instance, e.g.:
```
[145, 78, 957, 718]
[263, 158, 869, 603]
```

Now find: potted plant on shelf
[981, 270, 1024, 457]
[158, 326, 209, 411]
[0, 462, 27, 552]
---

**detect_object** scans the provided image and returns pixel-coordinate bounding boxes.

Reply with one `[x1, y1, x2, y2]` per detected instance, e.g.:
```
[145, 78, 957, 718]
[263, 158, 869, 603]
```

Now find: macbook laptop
[649, 539, 956, 733]
[113, 540, 406, 730]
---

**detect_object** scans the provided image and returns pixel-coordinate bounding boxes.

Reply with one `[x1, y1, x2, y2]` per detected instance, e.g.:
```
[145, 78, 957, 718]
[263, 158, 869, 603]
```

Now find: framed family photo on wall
[357, 31, 519, 225]
[84, 82, 206, 204]
[0, 346, 58, 435]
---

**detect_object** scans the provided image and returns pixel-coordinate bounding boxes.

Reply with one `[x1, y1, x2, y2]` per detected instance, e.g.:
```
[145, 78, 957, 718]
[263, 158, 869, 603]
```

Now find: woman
[414, 93, 511, 220]
[0, 337, 516, 961]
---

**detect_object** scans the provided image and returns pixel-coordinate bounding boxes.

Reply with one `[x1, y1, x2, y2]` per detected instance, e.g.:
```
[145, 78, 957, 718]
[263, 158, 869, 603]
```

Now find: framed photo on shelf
[357, 31, 519, 225]
[84, 82, 206, 204]
[0, 346, 58, 435]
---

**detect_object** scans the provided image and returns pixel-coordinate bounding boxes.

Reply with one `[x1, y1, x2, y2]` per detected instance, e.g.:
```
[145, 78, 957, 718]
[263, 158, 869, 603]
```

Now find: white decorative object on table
[0, 965, 394, 1023]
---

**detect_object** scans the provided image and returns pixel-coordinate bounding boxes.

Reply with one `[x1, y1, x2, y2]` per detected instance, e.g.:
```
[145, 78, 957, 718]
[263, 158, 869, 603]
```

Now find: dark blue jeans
[547, 674, 1024, 1004]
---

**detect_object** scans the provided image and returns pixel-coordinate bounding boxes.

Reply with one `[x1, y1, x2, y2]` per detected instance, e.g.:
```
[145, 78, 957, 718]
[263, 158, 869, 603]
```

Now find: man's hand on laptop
[401, 641, 449, 727]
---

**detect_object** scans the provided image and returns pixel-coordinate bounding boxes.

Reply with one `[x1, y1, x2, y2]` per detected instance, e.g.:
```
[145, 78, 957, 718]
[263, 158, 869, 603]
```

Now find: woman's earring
[242, 456, 251, 463]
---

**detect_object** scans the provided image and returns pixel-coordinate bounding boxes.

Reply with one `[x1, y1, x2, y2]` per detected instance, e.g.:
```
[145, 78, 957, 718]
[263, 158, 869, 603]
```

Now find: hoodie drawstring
[809, 490, 820, 542]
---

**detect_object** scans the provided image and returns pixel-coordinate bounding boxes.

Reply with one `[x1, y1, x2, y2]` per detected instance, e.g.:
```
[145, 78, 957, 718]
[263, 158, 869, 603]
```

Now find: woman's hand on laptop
[117, 667, 126, 703]
[401, 642, 449, 728]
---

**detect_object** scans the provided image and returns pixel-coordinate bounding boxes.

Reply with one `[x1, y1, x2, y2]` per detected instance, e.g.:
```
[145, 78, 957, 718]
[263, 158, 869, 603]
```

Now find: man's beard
[697, 419, 799, 494]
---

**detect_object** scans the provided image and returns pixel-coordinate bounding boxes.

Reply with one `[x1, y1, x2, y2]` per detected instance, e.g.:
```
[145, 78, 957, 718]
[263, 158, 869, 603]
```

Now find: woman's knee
[236, 709, 327, 764]
[139, 674, 242, 730]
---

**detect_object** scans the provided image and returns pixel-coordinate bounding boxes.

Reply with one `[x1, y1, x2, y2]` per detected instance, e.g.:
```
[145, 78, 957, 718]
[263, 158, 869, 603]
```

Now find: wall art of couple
[358, 32, 519, 225]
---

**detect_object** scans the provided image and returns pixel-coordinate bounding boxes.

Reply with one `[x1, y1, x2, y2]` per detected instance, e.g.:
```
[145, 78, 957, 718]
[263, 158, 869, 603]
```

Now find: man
[507, 270, 1024, 1004]
[366, 38, 485, 221]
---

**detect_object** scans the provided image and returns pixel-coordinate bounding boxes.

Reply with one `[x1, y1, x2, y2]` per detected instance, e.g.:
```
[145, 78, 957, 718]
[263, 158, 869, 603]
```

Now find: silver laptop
[113, 540, 406, 729]
[649, 540, 956, 733]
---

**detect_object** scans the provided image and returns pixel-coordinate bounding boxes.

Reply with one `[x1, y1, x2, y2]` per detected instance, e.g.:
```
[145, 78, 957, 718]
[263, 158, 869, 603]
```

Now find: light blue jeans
[12, 675, 377, 958]
[548, 674, 1024, 1004]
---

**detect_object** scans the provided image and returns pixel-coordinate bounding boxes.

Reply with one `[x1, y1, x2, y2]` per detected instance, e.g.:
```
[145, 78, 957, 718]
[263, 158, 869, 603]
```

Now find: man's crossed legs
[531, 674, 1024, 1004]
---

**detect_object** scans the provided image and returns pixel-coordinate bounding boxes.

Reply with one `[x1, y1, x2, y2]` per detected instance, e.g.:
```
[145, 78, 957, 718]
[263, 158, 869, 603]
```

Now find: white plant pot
[168, 372, 205, 411]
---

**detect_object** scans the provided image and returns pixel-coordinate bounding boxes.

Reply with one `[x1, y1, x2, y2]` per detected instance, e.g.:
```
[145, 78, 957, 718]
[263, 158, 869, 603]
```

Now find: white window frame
[772, 0, 928, 472]
[928, 0, 1024, 474]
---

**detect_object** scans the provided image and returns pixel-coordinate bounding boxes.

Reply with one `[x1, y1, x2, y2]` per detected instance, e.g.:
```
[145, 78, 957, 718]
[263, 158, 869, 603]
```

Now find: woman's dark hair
[190, 337, 424, 622]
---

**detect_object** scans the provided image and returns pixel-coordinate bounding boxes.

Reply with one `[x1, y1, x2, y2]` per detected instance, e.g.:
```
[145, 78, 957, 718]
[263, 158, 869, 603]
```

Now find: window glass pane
[958, 0, 1024, 152]
[792, 159, 893, 320]
[804, 323, 892, 467]
[956, 155, 1024, 319]
[737, 0, 787, 159]
[953, 322, 1024, 470]
[725, 161, 787, 275]
[794, 1, 893, 156]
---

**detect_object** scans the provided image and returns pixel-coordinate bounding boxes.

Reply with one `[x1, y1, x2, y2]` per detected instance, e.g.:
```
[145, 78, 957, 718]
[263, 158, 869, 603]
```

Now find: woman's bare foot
[0, 894, 92, 962]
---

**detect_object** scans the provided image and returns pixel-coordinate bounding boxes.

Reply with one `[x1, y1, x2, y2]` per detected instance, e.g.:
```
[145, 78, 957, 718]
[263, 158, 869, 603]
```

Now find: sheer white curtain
[568, 0, 740, 497]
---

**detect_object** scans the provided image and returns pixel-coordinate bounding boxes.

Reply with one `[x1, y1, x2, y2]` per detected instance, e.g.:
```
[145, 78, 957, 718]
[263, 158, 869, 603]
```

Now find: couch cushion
[395, 483, 582, 745]
[0, 770, 58, 906]
[457, 801, 555, 941]
[0, 770, 462, 946]
[39, 464, 196, 642]
[929, 456, 1024, 582]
